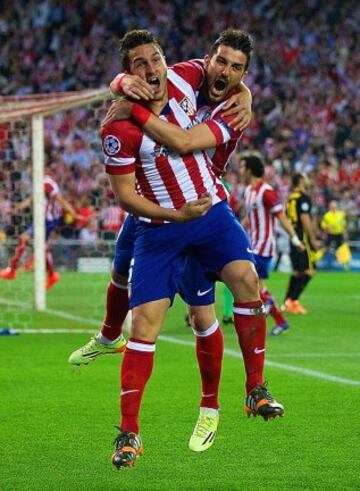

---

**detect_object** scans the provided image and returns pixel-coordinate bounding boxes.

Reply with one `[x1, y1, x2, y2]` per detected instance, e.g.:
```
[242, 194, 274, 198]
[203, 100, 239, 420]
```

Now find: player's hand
[311, 239, 322, 251]
[297, 242, 306, 252]
[175, 193, 212, 222]
[221, 93, 252, 131]
[101, 100, 134, 127]
[118, 74, 154, 100]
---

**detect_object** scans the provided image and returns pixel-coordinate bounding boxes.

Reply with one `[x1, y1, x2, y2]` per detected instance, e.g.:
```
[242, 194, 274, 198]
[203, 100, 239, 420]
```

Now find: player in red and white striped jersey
[95, 29, 285, 469]
[240, 155, 305, 335]
[0, 172, 81, 288]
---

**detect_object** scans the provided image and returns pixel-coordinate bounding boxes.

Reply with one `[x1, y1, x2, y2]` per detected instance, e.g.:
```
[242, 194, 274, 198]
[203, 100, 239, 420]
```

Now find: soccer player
[96, 29, 284, 469]
[0, 171, 81, 288]
[282, 173, 320, 314]
[240, 155, 304, 335]
[69, 35, 252, 369]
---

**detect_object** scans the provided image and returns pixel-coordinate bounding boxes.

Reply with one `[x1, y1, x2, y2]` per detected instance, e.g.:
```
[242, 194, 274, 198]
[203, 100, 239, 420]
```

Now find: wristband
[291, 235, 302, 247]
[114, 74, 127, 95]
[130, 103, 152, 127]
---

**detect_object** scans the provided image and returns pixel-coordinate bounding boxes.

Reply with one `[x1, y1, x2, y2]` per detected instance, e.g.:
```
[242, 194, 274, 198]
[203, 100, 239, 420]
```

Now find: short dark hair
[119, 29, 164, 71]
[292, 173, 305, 187]
[243, 155, 264, 177]
[209, 28, 253, 70]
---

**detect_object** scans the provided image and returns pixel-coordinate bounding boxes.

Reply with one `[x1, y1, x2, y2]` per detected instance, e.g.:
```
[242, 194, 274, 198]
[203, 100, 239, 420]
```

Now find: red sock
[260, 287, 272, 304]
[101, 281, 129, 341]
[260, 287, 286, 325]
[10, 239, 27, 271]
[269, 303, 287, 325]
[120, 338, 155, 434]
[233, 301, 266, 395]
[45, 246, 55, 276]
[194, 322, 223, 409]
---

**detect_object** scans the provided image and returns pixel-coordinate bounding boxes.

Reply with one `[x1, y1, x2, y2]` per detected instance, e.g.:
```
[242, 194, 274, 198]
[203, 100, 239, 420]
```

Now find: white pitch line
[1, 300, 359, 387]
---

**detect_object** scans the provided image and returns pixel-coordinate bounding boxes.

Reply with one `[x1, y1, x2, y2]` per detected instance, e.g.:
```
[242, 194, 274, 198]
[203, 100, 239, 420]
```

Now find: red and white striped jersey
[44, 175, 61, 221]
[102, 61, 234, 222]
[196, 96, 242, 178]
[244, 180, 283, 256]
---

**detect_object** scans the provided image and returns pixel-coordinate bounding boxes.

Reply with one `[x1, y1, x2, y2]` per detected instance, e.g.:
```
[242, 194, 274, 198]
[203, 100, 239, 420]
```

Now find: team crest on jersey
[179, 97, 195, 116]
[104, 135, 121, 155]
[152, 144, 169, 158]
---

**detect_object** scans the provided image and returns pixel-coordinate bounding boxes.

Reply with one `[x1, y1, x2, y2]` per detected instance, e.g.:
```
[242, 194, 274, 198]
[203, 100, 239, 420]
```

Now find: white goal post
[0, 89, 111, 312]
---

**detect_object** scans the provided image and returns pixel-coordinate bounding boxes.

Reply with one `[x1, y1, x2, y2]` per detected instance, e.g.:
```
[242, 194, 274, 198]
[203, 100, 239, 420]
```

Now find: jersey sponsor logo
[104, 135, 121, 155]
[179, 96, 195, 116]
[197, 287, 213, 297]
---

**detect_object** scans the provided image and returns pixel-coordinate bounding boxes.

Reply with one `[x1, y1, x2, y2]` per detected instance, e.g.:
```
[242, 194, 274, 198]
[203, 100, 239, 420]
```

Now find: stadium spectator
[1, 0, 358, 244]
[99, 197, 126, 241]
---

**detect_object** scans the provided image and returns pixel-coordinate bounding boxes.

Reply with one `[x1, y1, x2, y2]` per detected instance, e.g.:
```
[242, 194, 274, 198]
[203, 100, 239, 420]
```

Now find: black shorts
[290, 243, 316, 273]
[324, 234, 343, 250]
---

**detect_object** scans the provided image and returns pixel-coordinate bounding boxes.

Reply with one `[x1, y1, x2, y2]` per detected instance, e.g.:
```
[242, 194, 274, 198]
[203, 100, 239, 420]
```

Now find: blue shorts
[253, 254, 272, 279]
[178, 254, 215, 306]
[26, 219, 61, 241]
[129, 200, 254, 308]
[113, 215, 136, 277]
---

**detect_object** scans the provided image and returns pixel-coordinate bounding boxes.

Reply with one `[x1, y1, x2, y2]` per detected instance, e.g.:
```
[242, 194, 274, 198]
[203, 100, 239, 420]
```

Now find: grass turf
[0, 272, 359, 490]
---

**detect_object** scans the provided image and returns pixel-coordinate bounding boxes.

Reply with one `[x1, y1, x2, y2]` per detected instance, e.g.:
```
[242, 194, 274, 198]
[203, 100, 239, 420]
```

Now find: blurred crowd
[0, 0, 359, 241]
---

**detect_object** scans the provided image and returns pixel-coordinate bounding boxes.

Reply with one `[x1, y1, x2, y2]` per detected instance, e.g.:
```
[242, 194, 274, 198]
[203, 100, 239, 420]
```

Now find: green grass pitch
[0, 272, 359, 490]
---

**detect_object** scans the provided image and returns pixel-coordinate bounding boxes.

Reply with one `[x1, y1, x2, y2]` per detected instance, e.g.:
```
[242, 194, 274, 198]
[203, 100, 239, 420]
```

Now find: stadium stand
[0, 0, 359, 258]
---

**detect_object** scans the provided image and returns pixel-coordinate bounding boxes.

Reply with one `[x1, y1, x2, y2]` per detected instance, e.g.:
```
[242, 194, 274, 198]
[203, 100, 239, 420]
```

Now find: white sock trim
[233, 305, 265, 315]
[97, 332, 122, 345]
[127, 340, 156, 352]
[200, 407, 219, 416]
[111, 279, 128, 289]
[192, 320, 219, 337]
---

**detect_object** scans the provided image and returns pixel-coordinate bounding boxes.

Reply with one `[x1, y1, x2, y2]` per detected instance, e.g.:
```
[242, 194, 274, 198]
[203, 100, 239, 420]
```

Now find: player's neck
[251, 176, 262, 188]
[148, 88, 169, 115]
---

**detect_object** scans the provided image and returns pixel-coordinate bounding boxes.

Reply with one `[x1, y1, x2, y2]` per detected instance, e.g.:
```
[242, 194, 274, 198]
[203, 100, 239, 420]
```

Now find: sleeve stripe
[206, 120, 230, 145]
[105, 164, 135, 175]
[270, 203, 283, 213]
[105, 155, 135, 165]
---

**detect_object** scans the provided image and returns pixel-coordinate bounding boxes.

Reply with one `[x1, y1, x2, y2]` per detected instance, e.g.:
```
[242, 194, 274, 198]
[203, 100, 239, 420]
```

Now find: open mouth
[148, 76, 161, 89]
[214, 78, 227, 91]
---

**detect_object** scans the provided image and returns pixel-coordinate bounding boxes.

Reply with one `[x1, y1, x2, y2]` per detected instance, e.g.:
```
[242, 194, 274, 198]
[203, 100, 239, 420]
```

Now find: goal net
[0, 90, 127, 333]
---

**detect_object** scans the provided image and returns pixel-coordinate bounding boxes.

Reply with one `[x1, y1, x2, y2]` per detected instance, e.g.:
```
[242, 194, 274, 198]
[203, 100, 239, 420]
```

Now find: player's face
[204, 45, 248, 103]
[239, 161, 251, 184]
[128, 43, 168, 102]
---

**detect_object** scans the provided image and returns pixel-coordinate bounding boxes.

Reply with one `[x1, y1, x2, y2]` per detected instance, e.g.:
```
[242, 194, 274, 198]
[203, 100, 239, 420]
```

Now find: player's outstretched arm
[12, 195, 32, 214]
[108, 173, 212, 223]
[55, 194, 84, 222]
[102, 100, 219, 154]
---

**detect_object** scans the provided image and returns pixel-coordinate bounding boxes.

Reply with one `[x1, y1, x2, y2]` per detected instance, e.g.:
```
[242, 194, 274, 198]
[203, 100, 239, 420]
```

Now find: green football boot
[189, 408, 219, 452]
[68, 334, 126, 365]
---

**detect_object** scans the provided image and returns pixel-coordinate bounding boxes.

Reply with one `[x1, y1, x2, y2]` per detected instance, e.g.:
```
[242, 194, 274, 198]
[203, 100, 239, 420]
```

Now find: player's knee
[242, 267, 260, 297]
[131, 310, 161, 342]
[189, 306, 216, 331]
[111, 270, 128, 287]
